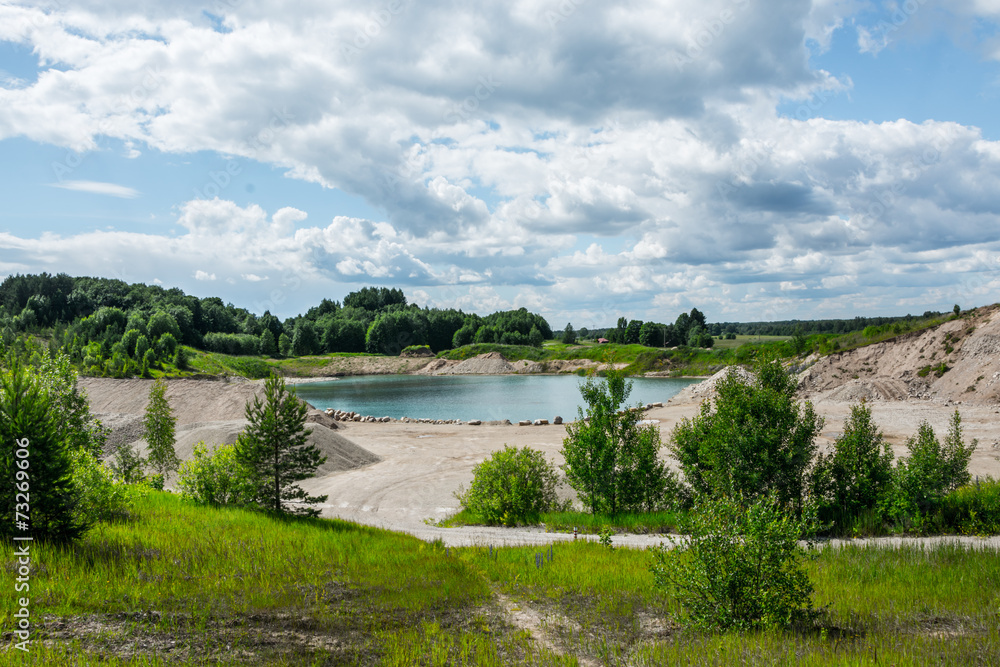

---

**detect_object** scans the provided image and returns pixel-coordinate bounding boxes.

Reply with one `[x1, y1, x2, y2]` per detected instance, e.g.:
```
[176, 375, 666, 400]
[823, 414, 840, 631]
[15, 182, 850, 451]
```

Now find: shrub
[810, 401, 894, 530]
[940, 477, 1000, 535]
[69, 449, 145, 524]
[109, 441, 146, 484]
[455, 445, 563, 526]
[650, 493, 818, 630]
[177, 442, 253, 506]
[889, 411, 977, 525]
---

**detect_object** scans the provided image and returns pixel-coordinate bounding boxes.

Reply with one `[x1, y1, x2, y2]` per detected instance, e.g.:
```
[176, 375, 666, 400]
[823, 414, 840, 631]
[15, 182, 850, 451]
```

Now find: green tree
[625, 319, 642, 344]
[455, 445, 563, 526]
[234, 376, 328, 516]
[671, 357, 822, 510]
[892, 411, 977, 518]
[143, 379, 179, 478]
[561, 369, 668, 514]
[134, 334, 150, 360]
[562, 323, 576, 345]
[278, 332, 292, 357]
[260, 329, 277, 357]
[147, 310, 181, 341]
[0, 356, 84, 542]
[810, 401, 894, 527]
[291, 320, 319, 356]
[528, 326, 544, 347]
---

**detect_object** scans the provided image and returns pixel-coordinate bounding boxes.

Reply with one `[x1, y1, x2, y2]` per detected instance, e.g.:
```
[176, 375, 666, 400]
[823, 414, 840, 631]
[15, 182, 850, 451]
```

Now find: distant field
[712, 334, 792, 350]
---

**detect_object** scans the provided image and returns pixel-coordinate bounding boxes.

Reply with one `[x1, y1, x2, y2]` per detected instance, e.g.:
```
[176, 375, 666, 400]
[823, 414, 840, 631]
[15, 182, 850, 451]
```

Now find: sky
[1, 0, 999, 327]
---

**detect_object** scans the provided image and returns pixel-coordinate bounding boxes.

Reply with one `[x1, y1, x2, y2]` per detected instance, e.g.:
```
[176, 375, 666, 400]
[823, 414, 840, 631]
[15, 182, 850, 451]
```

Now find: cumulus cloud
[0, 0, 998, 320]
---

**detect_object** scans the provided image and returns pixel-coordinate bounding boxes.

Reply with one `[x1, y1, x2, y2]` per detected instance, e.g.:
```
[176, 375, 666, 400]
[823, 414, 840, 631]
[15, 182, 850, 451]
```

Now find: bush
[203, 332, 261, 356]
[177, 442, 254, 506]
[889, 411, 977, 525]
[940, 477, 1000, 535]
[455, 445, 563, 526]
[109, 441, 146, 484]
[70, 449, 146, 524]
[810, 401, 894, 531]
[650, 493, 818, 630]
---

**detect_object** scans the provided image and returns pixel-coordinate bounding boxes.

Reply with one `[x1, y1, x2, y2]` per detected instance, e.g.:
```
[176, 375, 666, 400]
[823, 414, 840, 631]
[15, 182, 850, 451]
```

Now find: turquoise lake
[291, 375, 702, 423]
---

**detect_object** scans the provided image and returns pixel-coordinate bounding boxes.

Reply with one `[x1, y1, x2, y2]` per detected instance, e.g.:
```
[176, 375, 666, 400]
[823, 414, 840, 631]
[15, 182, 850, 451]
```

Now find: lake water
[291, 374, 702, 423]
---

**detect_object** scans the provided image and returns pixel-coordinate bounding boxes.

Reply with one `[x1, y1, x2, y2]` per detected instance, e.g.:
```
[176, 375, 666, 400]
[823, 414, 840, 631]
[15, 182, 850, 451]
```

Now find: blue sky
[1, 0, 999, 324]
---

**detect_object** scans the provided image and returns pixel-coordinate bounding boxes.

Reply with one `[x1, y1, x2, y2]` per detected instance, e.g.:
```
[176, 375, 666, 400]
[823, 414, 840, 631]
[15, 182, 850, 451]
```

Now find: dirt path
[495, 592, 598, 666]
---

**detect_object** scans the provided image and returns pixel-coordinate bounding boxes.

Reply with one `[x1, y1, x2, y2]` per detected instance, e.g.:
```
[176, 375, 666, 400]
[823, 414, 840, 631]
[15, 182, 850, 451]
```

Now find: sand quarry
[81, 306, 1000, 547]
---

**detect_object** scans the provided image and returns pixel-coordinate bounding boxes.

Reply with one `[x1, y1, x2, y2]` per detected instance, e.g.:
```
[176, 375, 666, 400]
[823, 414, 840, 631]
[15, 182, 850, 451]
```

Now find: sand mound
[81, 378, 266, 425]
[123, 420, 380, 484]
[670, 366, 756, 404]
[799, 304, 1000, 405]
[820, 379, 912, 403]
[435, 352, 517, 375]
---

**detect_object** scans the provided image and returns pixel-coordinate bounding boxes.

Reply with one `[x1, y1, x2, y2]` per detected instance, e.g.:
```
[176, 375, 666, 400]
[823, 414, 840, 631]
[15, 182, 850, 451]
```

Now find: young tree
[562, 323, 576, 345]
[0, 356, 84, 542]
[810, 401, 894, 527]
[671, 357, 822, 510]
[143, 379, 179, 479]
[235, 376, 328, 516]
[561, 369, 668, 514]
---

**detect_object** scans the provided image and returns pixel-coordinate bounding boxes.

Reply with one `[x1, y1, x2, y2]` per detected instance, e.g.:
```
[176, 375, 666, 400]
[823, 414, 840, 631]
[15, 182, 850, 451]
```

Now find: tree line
[563, 307, 716, 349]
[0, 274, 552, 376]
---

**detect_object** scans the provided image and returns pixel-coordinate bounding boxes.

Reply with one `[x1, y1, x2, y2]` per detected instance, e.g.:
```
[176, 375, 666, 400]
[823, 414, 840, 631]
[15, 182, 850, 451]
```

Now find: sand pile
[434, 352, 517, 375]
[800, 304, 1000, 405]
[123, 420, 380, 481]
[670, 366, 756, 404]
[81, 378, 266, 425]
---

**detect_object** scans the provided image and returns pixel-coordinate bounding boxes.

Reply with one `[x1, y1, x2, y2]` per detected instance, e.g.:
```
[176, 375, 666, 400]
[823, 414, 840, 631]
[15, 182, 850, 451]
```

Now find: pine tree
[143, 379, 179, 478]
[0, 356, 84, 542]
[235, 376, 328, 516]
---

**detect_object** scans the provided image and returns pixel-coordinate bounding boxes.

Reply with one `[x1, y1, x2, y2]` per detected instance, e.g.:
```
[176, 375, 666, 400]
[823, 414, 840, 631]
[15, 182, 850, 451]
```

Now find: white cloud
[0, 1, 998, 321]
[49, 180, 140, 198]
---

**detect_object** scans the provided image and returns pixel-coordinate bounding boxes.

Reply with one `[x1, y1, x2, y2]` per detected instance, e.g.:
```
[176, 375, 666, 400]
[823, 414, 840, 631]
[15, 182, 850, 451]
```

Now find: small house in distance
[597, 338, 609, 344]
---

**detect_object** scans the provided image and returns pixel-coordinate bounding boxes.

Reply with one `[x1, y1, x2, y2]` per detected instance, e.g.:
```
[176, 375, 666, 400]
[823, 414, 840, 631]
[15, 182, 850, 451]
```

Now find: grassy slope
[3, 492, 999, 665]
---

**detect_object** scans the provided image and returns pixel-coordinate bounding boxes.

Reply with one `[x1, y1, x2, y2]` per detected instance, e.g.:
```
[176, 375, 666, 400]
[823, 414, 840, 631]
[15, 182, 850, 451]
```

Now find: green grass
[0, 493, 546, 665]
[712, 334, 791, 350]
[4, 492, 999, 664]
[442, 508, 684, 534]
